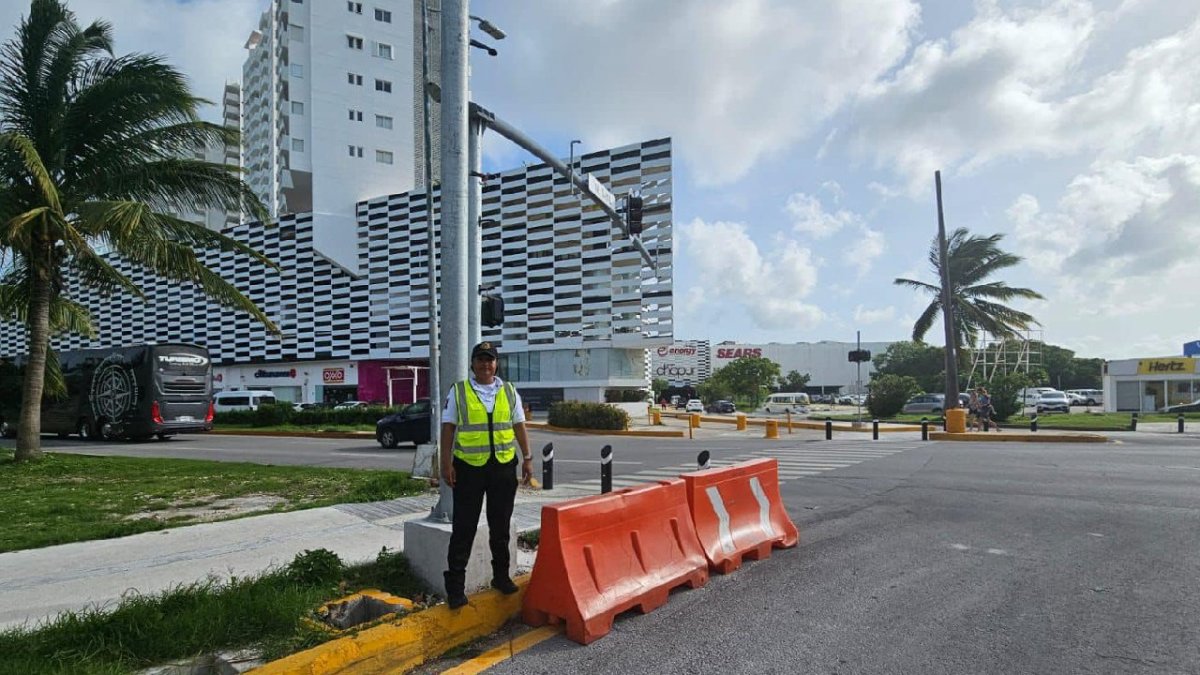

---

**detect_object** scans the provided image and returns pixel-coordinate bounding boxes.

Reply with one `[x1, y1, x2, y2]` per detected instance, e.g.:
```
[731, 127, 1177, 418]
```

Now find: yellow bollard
[765, 419, 779, 439]
[651, 409, 662, 426]
[690, 413, 701, 429]
[736, 413, 747, 431]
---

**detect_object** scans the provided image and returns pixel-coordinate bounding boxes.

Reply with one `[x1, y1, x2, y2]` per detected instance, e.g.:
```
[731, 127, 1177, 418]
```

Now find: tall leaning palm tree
[895, 228, 1043, 357]
[0, 0, 277, 462]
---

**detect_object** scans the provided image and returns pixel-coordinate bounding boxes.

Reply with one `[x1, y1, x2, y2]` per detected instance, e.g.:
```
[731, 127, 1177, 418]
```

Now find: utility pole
[935, 171, 959, 408]
[419, 0, 440, 484]
[428, 0, 469, 522]
[467, 116, 483, 345]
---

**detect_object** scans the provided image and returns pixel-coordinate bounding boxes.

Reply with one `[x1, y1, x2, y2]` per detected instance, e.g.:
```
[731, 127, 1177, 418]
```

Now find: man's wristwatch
[522, 454, 532, 460]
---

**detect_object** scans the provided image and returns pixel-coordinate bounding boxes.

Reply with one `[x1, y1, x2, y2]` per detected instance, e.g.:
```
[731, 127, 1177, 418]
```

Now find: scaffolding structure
[965, 330, 1044, 387]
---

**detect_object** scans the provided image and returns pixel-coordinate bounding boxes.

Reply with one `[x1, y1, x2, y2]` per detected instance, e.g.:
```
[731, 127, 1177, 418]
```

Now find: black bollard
[541, 442, 554, 490]
[1131, 412, 1138, 431]
[697, 450, 711, 470]
[1179, 414, 1186, 433]
[921, 417, 929, 441]
[600, 444, 613, 494]
[872, 419, 879, 440]
[825, 417, 833, 440]
[1031, 415, 1038, 433]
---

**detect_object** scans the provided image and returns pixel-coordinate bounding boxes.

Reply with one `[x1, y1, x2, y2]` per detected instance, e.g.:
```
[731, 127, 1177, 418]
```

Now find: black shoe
[447, 592, 468, 609]
[491, 576, 519, 595]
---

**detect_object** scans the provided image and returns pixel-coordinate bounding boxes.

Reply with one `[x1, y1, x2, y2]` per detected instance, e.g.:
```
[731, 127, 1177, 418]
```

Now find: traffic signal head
[627, 195, 644, 236]
[482, 294, 505, 327]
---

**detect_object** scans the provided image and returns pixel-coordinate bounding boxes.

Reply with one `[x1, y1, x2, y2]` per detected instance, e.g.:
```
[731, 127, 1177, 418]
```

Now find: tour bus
[0, 343, 214, 441]
[761, 392, 811, 414]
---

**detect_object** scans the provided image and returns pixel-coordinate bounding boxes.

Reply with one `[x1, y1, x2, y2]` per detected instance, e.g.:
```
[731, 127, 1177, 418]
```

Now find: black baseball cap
[471, 341, 498, 360]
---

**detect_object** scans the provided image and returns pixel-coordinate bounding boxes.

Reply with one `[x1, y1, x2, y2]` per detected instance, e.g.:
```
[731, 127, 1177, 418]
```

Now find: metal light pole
[427, 0, 470, 523]
[419, 0, 441, 485]
[467, 116, 483, 345]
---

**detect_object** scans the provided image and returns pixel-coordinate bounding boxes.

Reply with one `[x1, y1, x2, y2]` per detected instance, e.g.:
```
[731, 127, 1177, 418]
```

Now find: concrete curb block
[656, 413, 920, 433]
[522, 423, 684, 438]
[929, 431, 1108, 443]
[210, 429, 375, 440]
[248, 575, 531, 675]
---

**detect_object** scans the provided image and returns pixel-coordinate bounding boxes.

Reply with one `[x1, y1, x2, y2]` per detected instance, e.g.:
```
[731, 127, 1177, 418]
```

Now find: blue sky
[3, 0, 1198, 360]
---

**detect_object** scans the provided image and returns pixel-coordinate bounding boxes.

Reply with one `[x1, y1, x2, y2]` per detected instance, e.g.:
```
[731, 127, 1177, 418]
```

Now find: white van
[1019, 387, 1059, 406]
[1066, 389, 1103, 406]
[213, 390, 278, 412]
[761, 392, 810, 414]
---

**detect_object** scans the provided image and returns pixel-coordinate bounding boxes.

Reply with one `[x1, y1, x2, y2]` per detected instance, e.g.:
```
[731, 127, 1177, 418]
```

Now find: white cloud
[853, 304, 896, 324]
[844, 225, 885, 277]
[786, 192, 862, 238]
[847, 0, 1200, 193]
[676, 218, 824, 330]
[473, 0, 919, 186]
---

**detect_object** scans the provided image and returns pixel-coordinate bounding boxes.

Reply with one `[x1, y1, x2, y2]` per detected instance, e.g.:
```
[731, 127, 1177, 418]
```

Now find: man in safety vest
[440, 341, 534, 609]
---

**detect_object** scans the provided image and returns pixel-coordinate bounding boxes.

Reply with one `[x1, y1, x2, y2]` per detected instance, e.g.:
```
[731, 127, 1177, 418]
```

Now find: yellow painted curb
[522, 423, 684, 438]
[248, 575, 531, 675]
[929, 431, 1108, 443]
[440, 625, 561, 674]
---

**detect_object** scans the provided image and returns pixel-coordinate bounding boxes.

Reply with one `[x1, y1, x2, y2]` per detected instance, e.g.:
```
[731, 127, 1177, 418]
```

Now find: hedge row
[547, 401, 630, 431]
[215, 403, 402, 427]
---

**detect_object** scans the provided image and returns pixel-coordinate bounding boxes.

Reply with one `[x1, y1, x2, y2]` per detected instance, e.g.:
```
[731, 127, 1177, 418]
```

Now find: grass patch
[0, 548, 432, 675]
[0, 451, 428, 553]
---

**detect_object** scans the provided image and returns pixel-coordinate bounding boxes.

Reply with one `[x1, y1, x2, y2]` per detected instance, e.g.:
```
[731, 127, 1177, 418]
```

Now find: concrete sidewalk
[0, 486, 592, 631]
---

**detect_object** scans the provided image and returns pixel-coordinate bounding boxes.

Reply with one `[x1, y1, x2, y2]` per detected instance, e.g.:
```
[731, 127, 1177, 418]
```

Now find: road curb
[929, 431, 1108, 443]
[248, 575, 531, 675]
[210, 429, 375, 440]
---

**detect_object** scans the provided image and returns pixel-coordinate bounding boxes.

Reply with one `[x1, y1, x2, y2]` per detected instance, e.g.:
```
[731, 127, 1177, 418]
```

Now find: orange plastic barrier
[522, 480, 709, 644]
[680, 458, 798, 574]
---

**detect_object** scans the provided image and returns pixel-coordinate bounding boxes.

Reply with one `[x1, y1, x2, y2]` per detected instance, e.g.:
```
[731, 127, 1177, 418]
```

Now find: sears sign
[715, 347, 762, 359]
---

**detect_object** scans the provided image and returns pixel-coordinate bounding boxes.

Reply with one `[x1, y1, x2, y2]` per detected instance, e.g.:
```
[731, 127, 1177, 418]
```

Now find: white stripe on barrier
[749, 477, 775, 539]
[705, 486, 737, 554]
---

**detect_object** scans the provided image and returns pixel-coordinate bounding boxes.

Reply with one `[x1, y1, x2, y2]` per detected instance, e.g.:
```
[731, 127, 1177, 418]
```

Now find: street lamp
[469, 14, 506, 40]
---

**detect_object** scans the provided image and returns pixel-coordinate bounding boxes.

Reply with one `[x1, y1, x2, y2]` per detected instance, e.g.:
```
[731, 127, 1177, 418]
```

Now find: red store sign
[323, 368, 345, 384]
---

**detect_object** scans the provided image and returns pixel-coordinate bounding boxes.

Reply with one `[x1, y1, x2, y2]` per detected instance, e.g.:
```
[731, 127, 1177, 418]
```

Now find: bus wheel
[77, 420, 94, 441]
[99, 420, 118, 441]
[0, 421, 10, 438]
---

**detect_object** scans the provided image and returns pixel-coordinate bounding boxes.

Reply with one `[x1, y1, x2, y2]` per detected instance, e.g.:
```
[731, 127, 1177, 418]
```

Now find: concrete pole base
[403, 516, 517, 597]
[411, 443, 437, 478]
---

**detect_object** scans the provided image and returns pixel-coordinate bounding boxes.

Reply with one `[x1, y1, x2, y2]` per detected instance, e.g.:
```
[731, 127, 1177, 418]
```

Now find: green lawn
[0, 449, 428, 553]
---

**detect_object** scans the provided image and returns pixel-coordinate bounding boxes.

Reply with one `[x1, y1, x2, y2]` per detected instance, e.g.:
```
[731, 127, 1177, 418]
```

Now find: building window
[289, 24, 304, 42]
[347, 72, 363, 86]
[375, 114, 393, 129]
[374, 78, 391, 93]
[376, 150, 393, 164]
[291, 101, 304, 115]
[346, 35, 364, 50]
[375, 42, 393, 59]
[289, 63, 303, 78]
[348, 145, 363, 158]
[374, 8, 391, 22]
[348, 108, 363, 121]
[347, 1, 362, 13]
[291, 138, 304, 152]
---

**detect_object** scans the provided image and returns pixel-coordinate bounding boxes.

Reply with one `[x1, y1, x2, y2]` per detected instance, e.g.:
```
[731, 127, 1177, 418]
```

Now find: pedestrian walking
[440, 341, 534, 609]
[978, 387, 1001, 432]
[968, 389, 982, 432]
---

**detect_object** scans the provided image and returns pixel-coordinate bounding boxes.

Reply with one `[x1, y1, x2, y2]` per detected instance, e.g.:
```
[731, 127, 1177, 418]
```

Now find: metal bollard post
[541, 442, 554, 490]
[1030, 415, 1038, 433]
[600, 444, 613, 494]
[983, 416, 991, 432]
[1179, 414, 1185, 433]
[825, 416, 833, 440]
[786, 410, 793, 434]
[697, 450, 711, 470]
[921, 417, 929, 441]
[1131, 412, 1138, 431]
[872, 419, 879, 440]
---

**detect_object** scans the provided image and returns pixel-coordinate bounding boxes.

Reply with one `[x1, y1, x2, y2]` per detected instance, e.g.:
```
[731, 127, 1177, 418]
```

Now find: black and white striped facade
[0, 138, 674, 405]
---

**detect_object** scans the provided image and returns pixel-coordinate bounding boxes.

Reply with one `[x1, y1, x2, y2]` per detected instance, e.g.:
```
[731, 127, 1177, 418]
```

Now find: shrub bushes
[867, 374, 922, 418]
[214, 404, 403, 427]
[547, 401, 630, 430]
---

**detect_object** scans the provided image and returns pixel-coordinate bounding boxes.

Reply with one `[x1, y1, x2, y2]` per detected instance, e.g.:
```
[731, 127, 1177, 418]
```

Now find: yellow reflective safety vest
[452, 379, 518, 466]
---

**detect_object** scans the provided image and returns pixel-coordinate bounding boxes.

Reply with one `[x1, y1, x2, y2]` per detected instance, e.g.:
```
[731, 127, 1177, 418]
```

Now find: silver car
[902, 394, 947, 414]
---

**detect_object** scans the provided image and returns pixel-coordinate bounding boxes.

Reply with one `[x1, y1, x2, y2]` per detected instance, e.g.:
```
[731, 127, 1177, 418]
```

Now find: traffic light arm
[469, 102, 656, 268]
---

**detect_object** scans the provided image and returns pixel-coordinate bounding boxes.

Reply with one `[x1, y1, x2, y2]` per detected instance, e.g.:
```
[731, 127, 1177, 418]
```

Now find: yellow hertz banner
[1137, 358, 1198, 375]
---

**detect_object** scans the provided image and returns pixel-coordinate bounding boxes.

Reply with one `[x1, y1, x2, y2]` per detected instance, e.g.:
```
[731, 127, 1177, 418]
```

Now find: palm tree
[894, 228, 1043, 355]
[0, 0, 277, 461]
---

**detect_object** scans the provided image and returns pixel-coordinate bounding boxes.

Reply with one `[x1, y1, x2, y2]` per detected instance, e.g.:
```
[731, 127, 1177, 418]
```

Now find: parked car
[375, 399, 433, 448]
[902, 394, 947, 414]
[1066, 389, 1103, 406]
[213, 390, 276, 413]
[705, 400, 736, 414]
[1161, 400, 1200, 413]
[1065, 392, 1086, 406]
[334, 400, 369, 410]
[1036, 391, 1071, 414]
[684, 399, 704, 413]
[1019, 387, 1059, 407]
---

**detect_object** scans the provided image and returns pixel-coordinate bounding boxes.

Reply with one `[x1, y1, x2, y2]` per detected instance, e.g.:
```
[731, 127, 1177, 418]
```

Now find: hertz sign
[1137, 358, 1197, 374]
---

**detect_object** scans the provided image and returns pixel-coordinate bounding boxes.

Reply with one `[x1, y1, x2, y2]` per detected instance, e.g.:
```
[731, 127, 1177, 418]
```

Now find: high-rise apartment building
[241, 0, 420, 272]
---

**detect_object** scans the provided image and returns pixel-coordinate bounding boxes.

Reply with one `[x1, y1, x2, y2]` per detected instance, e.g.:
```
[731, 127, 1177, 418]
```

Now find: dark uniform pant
[444, 455, 518, 594]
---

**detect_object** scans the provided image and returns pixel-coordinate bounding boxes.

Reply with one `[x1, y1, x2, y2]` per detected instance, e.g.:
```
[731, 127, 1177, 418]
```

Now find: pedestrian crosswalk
[547, 441, 919, 493]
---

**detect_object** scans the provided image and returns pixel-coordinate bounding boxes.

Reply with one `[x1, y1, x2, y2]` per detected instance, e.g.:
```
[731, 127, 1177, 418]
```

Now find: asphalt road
[32, 429, 1200, 673]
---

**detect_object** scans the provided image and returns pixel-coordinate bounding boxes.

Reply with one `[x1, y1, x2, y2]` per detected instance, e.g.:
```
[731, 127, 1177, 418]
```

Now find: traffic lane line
[440, 626, 561, 674]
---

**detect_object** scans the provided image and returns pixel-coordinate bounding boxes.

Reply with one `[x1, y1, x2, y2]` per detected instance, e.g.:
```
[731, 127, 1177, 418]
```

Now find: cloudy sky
[3, 0, 1198, 360]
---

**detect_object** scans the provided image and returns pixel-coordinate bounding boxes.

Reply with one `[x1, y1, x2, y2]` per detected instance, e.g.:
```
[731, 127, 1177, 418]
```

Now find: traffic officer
[440, 341, 534, 609]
